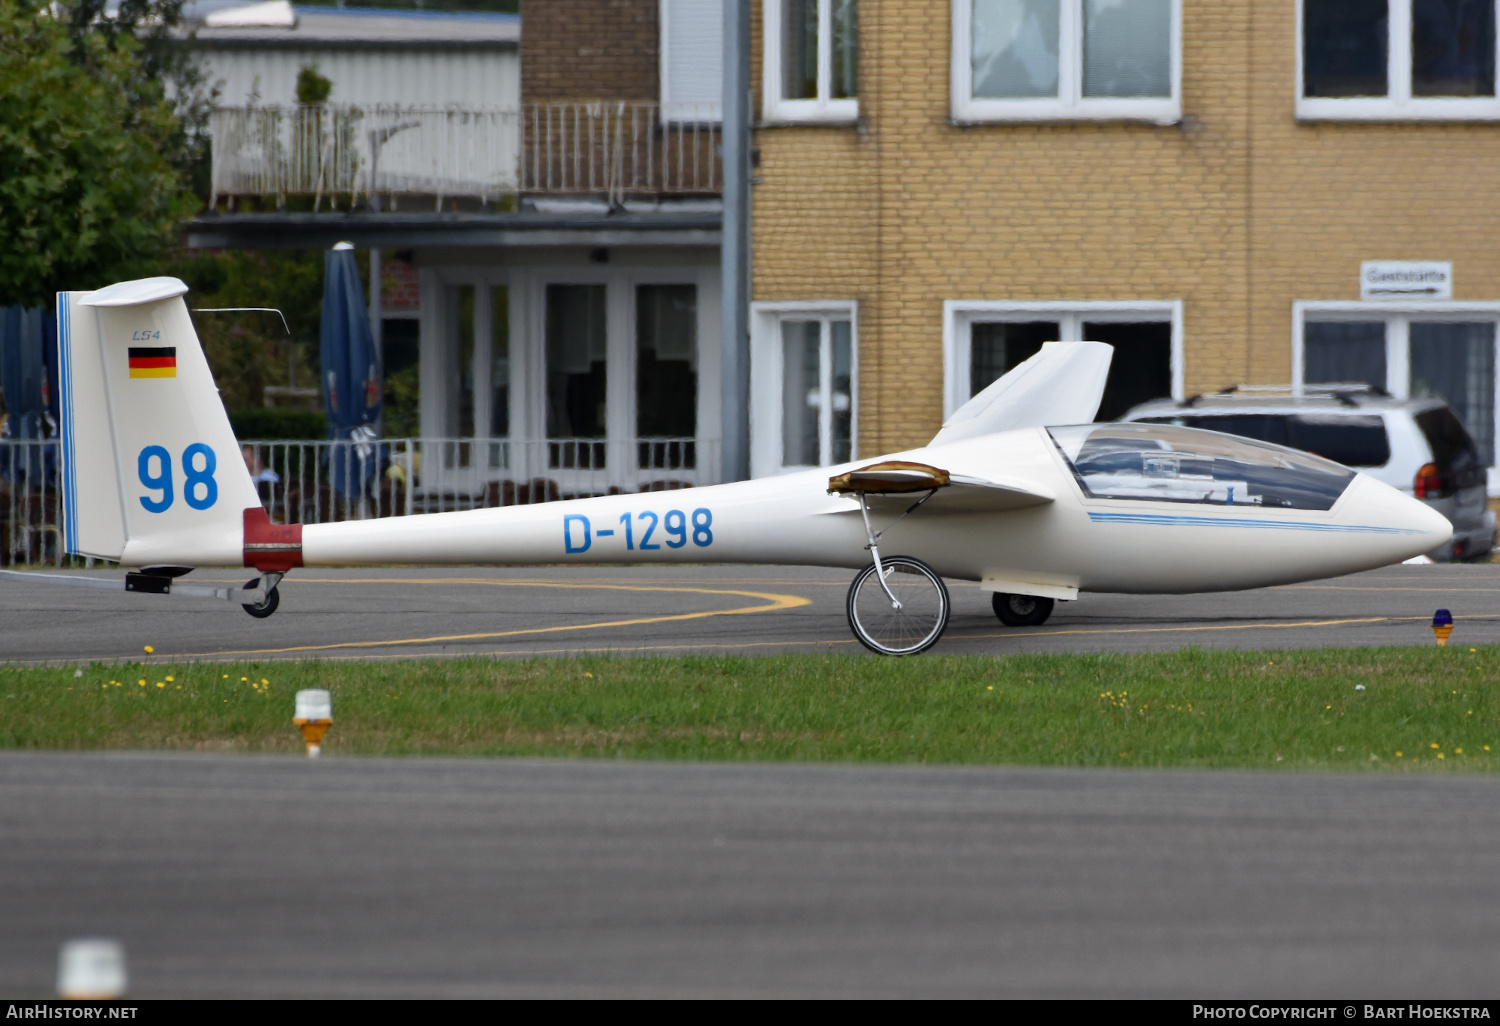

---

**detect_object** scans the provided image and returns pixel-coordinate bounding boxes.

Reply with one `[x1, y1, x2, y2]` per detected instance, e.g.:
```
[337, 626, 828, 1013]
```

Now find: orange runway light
[294, 689, 333, 758]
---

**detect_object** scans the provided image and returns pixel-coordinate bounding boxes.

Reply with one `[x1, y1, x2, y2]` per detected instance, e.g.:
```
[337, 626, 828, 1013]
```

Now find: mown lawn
[0, 648, 1496, 770]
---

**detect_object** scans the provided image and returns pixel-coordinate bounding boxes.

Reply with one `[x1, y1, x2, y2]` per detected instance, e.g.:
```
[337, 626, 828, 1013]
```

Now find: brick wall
[381, 258, 421, 311]
[521, 0, 659, 101]
[751, 1, 1500, 455]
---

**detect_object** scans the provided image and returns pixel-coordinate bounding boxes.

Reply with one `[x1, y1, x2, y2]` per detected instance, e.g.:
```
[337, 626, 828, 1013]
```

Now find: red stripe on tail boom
[243, 507, 303, 572]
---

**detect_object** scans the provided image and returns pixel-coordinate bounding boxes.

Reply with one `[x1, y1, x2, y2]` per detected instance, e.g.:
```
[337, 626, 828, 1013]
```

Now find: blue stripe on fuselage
[1086, 511, 1420, 534]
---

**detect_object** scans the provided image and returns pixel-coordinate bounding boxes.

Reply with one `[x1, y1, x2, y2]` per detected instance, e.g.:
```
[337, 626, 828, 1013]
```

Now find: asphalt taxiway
[1, 562, 1498, 662]
[2, 753, 1498, 998]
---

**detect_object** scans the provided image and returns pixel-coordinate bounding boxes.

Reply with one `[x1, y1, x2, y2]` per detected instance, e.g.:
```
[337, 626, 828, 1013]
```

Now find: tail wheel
[846, 556, 950, 656]
[992, 592, 1053, 627]
[241, 577, 280, 619]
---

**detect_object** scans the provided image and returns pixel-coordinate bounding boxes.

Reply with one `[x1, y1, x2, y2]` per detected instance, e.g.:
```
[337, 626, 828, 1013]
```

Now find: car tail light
[1415, 462, 1443, 498]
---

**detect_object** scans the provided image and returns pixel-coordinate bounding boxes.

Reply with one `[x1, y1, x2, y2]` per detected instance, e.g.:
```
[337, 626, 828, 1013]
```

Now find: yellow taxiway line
[172, 580, 810, 658]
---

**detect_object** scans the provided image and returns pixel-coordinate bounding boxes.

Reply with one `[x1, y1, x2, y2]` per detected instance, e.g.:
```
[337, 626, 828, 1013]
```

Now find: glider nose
[1346, 473, 1452, 563]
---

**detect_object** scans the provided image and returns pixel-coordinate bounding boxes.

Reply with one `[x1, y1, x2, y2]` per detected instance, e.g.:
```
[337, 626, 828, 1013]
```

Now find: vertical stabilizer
[58, 278, 261, 567]
[931, 341, 1114, 446]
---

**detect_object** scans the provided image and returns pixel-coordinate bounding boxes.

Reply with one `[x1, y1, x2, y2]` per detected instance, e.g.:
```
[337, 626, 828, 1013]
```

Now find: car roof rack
[1184, 383, 1388, 408]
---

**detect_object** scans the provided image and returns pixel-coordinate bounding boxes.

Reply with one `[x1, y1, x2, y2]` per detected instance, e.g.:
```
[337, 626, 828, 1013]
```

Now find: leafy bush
[229, 407, 327, 440]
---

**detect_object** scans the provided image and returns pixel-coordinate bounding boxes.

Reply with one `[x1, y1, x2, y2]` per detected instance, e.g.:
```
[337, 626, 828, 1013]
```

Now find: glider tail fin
[58, 278, 278, 569]
[932, 340, 1114, 447]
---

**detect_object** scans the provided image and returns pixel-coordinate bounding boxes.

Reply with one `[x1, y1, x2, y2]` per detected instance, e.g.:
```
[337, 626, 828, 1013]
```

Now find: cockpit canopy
[1048, 424, 1356, 511]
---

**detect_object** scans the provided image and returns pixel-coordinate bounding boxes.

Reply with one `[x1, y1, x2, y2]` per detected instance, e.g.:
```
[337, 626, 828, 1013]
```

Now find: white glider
[34, 278, 1450, 655]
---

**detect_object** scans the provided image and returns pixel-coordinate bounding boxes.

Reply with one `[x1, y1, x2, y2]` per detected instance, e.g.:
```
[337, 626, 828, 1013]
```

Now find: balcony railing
[0, 438, 718, 567]
[210, 102, 722, 210]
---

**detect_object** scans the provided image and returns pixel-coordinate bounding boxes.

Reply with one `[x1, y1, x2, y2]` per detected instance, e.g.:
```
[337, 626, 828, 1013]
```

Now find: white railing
[210, 105, 521, 209]
[209, 102, 722, 208]
[0, 437, 718, 567]
[1, 440, 62, 567]
[520, 101, 721, 201]
[245, 437, 718, 522]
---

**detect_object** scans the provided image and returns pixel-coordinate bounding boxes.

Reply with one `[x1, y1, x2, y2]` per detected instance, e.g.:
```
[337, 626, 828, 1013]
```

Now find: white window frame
[750, 300, 859, 478]
[762, 0, 859, 124]
[1297, 0, 1500, 120]
[950, 0, 1182, 124]
[1292, 299, 1500, 486]
[660, 0, 724, 123]
[942, 299, 1184, 419]
[421, 265, 722, 491]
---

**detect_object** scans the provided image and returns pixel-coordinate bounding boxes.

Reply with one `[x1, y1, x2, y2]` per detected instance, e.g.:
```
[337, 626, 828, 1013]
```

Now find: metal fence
[210, 102, 722, 209]
[519, 102, 721, 203]
[210, 105, 521, 209]
[1, 437, 718, 567]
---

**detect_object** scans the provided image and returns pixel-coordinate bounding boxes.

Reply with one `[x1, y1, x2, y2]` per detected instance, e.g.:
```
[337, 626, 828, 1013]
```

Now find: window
[763, 0, 858, 123]
[440, 283, 509, 469]
[750, 302, 857, 477]
[1134, 414, 1394, 468]
[636, 284, 699, 471]
[1294, 302, 1500, 469]
[661, 0, 723, 122]
[1299, 0, 1500, 119]
[546, 284, 609, 469]
[1050, 423, 1356, 510]
[944, 300, 1183, 423]
[951, 0, 1181, 122]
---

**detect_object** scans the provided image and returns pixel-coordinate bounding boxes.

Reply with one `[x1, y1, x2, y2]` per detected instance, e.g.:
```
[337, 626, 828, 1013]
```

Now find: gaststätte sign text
[1361, 261, 1453, 300]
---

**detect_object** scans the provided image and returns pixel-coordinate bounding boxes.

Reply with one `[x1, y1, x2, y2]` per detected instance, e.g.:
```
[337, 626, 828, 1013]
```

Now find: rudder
[58, 278, 261, 568]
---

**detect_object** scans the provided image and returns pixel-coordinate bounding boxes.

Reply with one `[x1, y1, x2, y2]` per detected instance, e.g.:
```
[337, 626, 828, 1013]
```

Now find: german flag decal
[128, 347, 176, 379]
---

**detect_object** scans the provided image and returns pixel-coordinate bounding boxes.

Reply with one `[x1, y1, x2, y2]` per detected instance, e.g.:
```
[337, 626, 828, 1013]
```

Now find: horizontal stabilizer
[932, 340, 1113, 446]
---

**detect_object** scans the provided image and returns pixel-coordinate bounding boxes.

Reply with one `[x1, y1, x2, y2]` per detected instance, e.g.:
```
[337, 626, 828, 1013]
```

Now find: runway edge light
[294, 689, 333, 758]
[1432, 609, 1455, 647]
[57, 938, 126, 999]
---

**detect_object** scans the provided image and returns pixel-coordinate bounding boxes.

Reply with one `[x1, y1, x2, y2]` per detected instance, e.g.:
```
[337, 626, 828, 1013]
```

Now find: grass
[0, 647, 1497, 771]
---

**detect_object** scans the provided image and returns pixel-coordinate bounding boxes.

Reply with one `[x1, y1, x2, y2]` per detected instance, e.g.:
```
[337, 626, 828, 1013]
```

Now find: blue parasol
[319, 243, 382, 498]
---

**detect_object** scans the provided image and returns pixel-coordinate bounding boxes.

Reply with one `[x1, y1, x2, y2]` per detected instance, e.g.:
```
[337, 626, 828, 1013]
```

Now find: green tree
[0, 0, 197, 307]
[63, 0, 214, 193]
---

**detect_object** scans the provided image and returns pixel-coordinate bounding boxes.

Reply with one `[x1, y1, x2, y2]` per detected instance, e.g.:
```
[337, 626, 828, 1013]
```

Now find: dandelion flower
[261, 678, 268, 685]
[143, 646, 154, 654]
[987, 685, 994, 691]
[165, 676, 174, 682]
[1471, 648, 1477, 653]
[1438, 753, 1446, 760]
[1396, 751, 1403, 757]
[585, 672, 594, 678]
[222, 674, 229, 679]
[1456, 748, 1463, 754]
[138, 680, 146, 687]
[1432, 743, 1440, 749]
[156, 682, 164, 688]
[241, 677, 248, 682]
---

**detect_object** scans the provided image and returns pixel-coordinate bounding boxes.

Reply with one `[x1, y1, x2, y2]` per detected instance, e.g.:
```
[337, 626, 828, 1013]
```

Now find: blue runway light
[1434, 609, 1453, 627]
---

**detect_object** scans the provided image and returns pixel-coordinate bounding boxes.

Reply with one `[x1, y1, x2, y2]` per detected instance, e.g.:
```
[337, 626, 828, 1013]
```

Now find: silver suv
[1121, 386, 1495, 562]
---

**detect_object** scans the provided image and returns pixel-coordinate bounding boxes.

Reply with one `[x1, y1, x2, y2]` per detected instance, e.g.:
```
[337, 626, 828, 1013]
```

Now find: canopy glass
[1048, 424, 1356, 511]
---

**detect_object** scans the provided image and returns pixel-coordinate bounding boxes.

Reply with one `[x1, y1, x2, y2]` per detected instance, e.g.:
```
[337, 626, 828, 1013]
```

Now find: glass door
[780, 317, 853, 468]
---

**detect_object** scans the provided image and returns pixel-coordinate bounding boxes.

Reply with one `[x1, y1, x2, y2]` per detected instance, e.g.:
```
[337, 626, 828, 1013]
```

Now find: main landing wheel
[241, 577, 280, 619]
[846, 556, 950, 656]
[992, 592, 1053, 627]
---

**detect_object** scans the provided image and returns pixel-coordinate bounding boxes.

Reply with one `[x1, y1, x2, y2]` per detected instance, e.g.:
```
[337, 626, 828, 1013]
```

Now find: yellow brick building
[747, 0, 1500, 482]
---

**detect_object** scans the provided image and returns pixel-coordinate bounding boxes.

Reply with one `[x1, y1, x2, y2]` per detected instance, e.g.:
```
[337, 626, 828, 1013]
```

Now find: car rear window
[1414, 407, 1480, 474]
[1133, 414, 1391, 467]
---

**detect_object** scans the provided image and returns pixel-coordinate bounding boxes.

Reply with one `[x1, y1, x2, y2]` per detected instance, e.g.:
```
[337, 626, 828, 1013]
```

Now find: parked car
[1120, 386, 1496, 562]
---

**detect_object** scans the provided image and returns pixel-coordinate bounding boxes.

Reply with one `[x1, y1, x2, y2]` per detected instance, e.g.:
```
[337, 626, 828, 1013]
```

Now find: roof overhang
[184, 211, 723, 249]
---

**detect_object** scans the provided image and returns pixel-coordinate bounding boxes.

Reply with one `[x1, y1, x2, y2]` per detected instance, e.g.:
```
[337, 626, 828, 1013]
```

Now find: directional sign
[1361, 261, 1452, 300]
